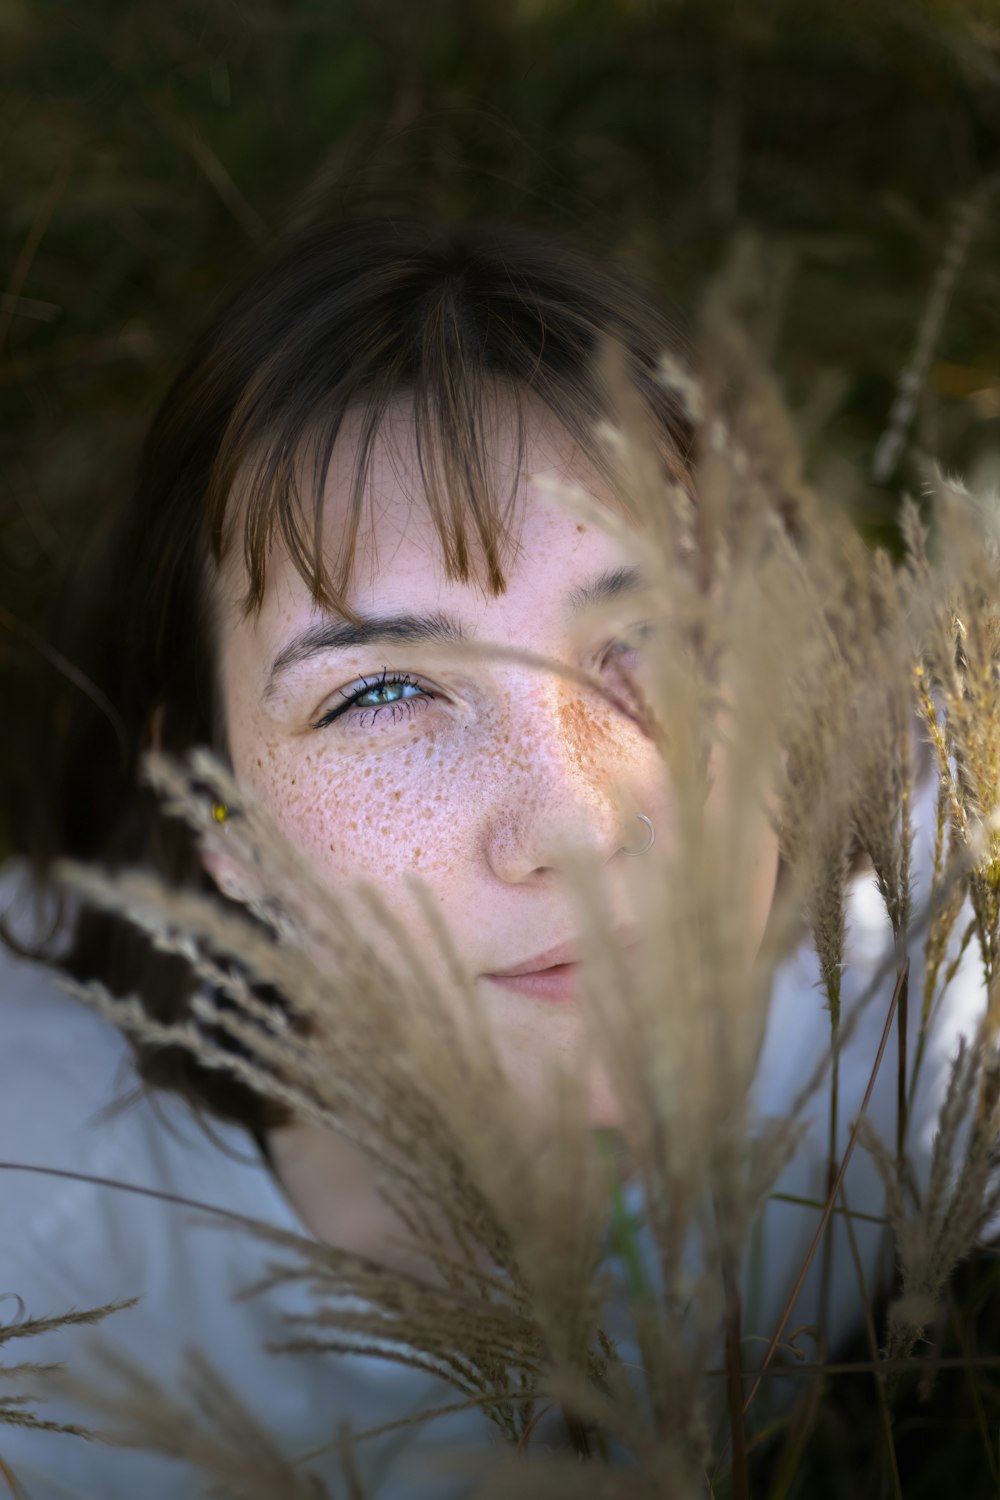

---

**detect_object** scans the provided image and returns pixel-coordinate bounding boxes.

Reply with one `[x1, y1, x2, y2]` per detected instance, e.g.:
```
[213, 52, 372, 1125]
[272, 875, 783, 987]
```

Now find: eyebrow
[566, 564, 644, 612]
[262, 609, 469, 705]
[262, 564, 645, 704]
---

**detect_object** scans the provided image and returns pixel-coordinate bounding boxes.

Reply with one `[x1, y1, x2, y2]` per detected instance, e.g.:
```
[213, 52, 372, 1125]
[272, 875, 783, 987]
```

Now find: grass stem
[743, 961, 909, 1416]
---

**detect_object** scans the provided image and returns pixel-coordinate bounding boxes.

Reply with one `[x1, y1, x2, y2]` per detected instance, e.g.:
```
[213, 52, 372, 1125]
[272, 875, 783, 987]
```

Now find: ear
[150, 701, 255, 906]
[201, 842, 257, 905]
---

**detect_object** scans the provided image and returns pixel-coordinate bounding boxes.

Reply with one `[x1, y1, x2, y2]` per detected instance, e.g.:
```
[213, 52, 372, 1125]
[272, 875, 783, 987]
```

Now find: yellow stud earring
[211, 801, 229, 825]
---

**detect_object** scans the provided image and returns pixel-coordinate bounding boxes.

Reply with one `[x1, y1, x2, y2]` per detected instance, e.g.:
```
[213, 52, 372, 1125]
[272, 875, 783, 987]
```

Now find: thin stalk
[896, 957, 909, 1169]
[743, 961, 909, 1415]
[904, 914, 976, 1150]
[760, 1345, 825, 1500]
[817, 1037, 840, 1334]
[839, 1183, 902, 1500]
[0, 160, 73, 353]
[0, 1454, 24, 1500]
[766, 1192, 887, 1227]
[0, 1161, 278, 1228]
[300, 1386, 602, 1466]
[720, 1251, 751, 1500]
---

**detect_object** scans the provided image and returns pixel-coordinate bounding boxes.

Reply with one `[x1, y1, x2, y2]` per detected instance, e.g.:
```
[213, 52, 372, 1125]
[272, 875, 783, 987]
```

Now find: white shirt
[0, 768, 988, 1495]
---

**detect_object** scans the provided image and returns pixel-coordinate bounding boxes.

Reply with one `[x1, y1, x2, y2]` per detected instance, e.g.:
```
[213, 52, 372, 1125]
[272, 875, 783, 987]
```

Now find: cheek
[228, 718, 473, 888]
[748, 825, 781, 952]
[558, 690, 625, 775]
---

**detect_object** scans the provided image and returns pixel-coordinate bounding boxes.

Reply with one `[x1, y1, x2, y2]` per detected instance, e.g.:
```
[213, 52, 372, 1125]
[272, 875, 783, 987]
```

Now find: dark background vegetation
[2, 2, 1000, 1493]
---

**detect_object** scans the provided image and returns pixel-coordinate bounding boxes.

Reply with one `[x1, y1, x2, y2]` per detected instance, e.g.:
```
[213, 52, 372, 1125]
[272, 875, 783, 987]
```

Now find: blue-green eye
[313, 669, 426, 730]
[352, 681, 422, 708]
[607, 637, 640, 659]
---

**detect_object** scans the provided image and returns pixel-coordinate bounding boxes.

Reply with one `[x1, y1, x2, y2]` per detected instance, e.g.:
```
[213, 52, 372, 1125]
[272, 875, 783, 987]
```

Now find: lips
[485, 963, 583, 1002]
[479, 930, 638, 1002]
[486, 937, 587, 978]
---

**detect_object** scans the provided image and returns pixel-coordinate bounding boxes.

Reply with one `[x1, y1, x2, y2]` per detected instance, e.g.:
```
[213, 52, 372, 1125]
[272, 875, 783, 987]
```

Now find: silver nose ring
[619, 813, 655, 856]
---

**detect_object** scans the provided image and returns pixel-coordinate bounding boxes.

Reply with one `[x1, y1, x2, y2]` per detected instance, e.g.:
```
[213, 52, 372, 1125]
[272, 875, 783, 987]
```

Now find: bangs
[195, 222, 692, 623]
[211, 372, 539, 627]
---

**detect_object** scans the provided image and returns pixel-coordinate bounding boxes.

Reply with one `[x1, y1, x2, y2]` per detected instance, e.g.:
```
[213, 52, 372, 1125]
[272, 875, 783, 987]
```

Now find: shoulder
[0, 858, 286, 1274]
[0, 866, 489, 1498]
[0, 860, 139, 1176]
[758, 748, 988, 1190]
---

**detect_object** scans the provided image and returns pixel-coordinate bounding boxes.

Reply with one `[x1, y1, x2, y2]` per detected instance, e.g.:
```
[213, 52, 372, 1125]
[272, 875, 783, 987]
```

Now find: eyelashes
[312, 668, 427, 731]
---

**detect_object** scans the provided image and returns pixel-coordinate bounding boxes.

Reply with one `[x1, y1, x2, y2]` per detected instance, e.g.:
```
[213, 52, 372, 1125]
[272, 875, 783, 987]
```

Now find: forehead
[214, 391, 626, 629]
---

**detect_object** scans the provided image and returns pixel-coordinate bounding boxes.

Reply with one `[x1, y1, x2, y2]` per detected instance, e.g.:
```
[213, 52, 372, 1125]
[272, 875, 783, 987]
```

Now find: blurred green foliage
[3, 0, 998, 663]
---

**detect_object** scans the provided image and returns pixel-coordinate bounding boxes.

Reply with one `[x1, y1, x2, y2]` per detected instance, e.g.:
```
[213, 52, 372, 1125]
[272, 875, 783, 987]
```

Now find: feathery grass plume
[860, 1020, 1000, 1367]
[44, 1339, 339, 1499]
[555, 759, 807, 1480]
[661, 237, 928, 1409]
[898, 490, 979, 1126]
[766, 503, 919, 1329]
[0, 1289, 139, 1440]
[56, 735, 668, 1483]
[692, 229, 817, 574]
[566, 273, 892, 1479]
[859, 468, 1000, 1378]
[674, 237, 914, 1233]
[677, 229, 885, 1027]
[163, 757, 625, 1404]
[850, 544, 915, 949]
[60, 738, 791, 1500]
[770, 518, 866, 1030]
[901, 470, 1000, 1102]
[519, 489, 795, 1495]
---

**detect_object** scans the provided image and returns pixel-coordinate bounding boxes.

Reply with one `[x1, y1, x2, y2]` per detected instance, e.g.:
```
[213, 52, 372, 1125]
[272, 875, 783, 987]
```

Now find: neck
[260, 1118, 487, 1289]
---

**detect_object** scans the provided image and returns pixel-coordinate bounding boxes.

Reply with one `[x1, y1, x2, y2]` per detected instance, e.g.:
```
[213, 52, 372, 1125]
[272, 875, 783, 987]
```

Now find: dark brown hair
[7, 218, 695, 1135]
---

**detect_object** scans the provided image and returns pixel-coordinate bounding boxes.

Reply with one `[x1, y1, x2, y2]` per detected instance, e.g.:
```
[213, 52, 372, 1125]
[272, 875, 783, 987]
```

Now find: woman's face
[213, 397, 781, 1129]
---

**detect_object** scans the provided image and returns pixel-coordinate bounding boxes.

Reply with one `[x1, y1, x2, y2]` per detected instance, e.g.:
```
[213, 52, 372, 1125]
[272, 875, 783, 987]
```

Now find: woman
[0, 219, 985, 1497]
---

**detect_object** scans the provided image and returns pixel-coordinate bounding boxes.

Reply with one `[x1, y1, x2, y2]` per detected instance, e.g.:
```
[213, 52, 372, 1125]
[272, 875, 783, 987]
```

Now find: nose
[483, 670, 657, 884]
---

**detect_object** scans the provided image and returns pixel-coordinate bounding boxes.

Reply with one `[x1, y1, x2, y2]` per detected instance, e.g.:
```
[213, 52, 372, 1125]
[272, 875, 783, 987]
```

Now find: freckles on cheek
[561, 696, 623, 780]
[241, 728, 466, 886]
